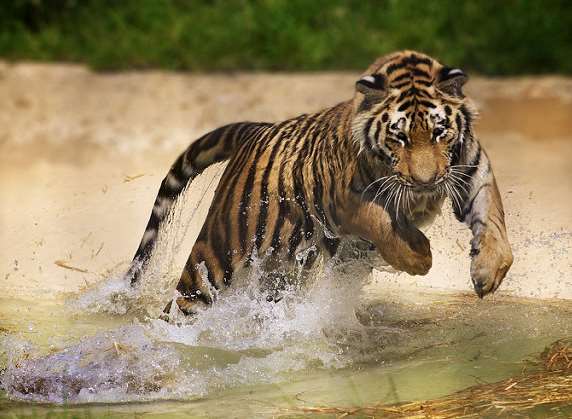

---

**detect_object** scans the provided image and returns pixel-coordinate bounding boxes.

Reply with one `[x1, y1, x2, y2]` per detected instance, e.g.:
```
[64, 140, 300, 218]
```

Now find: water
[1, 165, 571, 417]
[1, 263, 571, 417]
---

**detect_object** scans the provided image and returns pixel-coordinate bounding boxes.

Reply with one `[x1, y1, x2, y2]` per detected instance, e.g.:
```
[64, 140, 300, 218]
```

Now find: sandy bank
[0, 62, 570, 303]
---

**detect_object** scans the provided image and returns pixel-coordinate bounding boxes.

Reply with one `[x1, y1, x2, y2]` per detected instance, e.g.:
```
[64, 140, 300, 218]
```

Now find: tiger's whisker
[450, 182, 465, 213]
[366, 177, 396, 216]
[374, 178, 397, 204]
[395, 185, 404, 219]
[361, 175, 394, 199]
[392, 184, 401, 217]
[406, 187, 413, 216]
[449, 175, 470, 194]
[384, 183, 399, 212]
[449, 173, 472, 187]
[449, 169, 473, 179]
[445, 182, 462, 214]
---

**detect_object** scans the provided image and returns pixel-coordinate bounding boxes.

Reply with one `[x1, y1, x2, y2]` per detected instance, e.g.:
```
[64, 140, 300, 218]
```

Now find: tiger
[125, 50, 513, 316]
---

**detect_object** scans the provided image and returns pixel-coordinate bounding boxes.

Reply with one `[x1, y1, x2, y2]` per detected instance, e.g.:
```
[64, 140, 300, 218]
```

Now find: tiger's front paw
[385, 234, 432, 276]
[390, 249, 432, 276]
[470, 230, 513, 298]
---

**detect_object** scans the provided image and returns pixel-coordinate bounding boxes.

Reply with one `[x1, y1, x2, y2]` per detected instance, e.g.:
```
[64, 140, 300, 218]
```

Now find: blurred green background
[1, 0, 571, 74]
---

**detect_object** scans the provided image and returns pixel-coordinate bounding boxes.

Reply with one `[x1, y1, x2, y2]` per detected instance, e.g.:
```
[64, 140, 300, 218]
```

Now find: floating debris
[123, 173, 145, 183]
[54, 260, 88, 273]
[91, 242, 104, 259]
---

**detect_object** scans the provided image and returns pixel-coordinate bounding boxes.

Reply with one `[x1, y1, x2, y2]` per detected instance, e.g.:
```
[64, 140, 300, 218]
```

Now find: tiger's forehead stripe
[378, 52, 441, 114]
[381, 53, 437, 86]
[384, 53, 434, 75]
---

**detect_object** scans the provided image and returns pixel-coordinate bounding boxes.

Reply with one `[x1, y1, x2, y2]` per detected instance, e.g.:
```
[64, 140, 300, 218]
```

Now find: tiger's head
[352, 50, 475, 195]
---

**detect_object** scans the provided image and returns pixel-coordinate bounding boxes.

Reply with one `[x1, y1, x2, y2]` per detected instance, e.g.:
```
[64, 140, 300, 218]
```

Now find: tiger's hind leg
[164, 236, 234, 317]
[259, 245, 322, 303]
[126, 122, 271, 286]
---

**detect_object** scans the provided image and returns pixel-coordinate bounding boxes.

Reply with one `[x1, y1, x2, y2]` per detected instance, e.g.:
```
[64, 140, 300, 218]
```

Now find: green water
[1, 280, 571, 418]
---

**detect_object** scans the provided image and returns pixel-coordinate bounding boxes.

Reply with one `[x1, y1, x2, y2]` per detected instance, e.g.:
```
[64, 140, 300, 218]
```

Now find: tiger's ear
[436, 67, 468, 97]
[356, 74, 387, 95]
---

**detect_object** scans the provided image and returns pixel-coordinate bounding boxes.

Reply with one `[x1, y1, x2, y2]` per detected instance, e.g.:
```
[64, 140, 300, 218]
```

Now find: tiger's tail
[126, 122, 268, 285]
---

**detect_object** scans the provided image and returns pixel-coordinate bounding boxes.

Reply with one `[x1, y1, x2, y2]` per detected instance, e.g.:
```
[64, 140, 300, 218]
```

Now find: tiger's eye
[397, 132, 407, 142]
[433, 127, 444, 137]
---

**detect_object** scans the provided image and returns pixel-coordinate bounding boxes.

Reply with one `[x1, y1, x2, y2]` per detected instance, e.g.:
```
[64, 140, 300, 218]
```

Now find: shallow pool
[1, 262, 571, 417]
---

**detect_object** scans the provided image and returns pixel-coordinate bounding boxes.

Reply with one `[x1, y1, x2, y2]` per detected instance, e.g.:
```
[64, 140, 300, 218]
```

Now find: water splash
[71, 164, 226, 317]
[0, 165, 383, 404]
[1, 251, 382, 404]
[3, 252, 572, 406]
[6, 167, 569, 406]
[1, 326, 204, 403]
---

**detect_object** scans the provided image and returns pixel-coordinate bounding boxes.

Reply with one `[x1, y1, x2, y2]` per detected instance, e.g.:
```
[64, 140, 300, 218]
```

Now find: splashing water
[2, 253, 572, 410]
[2, 169, 379, 404]
[1, 327, 199, 404]
[2, 168, 571, 412]
[4, 267, 571, 413]
[1, 253, 379, 404]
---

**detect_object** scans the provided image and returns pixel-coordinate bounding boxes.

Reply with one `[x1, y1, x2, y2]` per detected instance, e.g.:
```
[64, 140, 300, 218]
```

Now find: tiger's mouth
[411, 183, 439, 193]
[396, 174, 447, 193]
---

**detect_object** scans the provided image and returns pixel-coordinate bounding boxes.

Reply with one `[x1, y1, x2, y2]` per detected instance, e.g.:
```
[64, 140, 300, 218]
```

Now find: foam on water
[1, 243, 378, 404]
[12, 167, 569, 406]
[0, 172, 406, 406]
[1, 325, 209, 403]
[28, 171, 384, 401]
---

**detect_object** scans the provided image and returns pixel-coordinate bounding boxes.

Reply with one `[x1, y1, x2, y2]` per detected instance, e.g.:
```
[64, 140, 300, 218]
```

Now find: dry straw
[291, 338, 572, 418]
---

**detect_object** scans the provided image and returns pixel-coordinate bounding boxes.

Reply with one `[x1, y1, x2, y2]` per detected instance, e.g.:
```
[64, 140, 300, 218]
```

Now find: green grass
[1, 0, 571, 74]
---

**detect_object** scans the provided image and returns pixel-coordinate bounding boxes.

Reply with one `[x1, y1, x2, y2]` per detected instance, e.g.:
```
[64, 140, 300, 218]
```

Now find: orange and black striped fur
[126, 51, 513, 315]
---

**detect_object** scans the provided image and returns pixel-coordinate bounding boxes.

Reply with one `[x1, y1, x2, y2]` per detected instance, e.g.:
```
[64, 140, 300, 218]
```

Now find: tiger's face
[352, 51, 474, 194]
